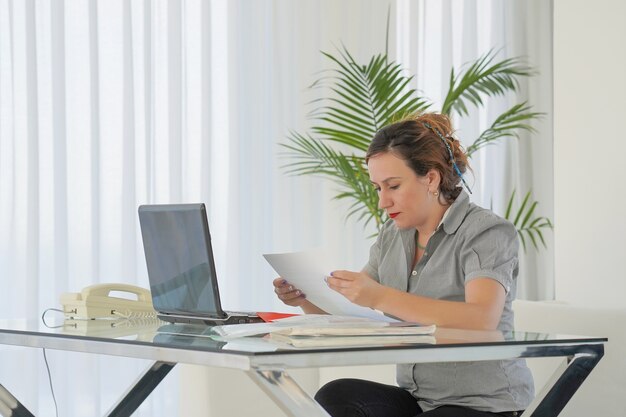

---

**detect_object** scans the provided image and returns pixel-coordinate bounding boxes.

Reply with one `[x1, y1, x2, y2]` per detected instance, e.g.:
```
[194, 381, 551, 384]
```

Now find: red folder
[256, 312, 300, 323]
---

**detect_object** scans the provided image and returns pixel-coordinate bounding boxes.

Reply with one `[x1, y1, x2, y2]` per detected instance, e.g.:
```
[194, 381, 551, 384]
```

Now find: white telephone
[60, 283, 156, 320]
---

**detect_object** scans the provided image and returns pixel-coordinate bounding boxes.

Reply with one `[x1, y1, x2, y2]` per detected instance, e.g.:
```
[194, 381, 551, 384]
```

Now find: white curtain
[0, 0, 552, 415]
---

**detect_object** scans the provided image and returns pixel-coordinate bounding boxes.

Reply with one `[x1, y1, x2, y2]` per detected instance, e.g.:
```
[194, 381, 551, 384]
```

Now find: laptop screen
[138, 204, 224, 317]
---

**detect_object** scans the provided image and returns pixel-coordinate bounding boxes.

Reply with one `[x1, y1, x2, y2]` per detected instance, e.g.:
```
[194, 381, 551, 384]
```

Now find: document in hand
[263, 250, 396, 322]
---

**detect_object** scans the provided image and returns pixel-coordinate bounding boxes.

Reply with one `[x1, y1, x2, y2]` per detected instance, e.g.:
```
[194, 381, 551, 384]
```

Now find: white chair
[513, 300, 625, 417]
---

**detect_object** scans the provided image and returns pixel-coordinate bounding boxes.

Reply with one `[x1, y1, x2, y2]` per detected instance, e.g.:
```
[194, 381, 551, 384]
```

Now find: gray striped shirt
[363, 191, 534, 412]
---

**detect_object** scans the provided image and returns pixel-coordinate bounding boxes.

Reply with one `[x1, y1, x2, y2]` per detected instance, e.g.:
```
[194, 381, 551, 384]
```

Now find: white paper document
[211, 314, 399, 339]
[263, 251, 397, 322]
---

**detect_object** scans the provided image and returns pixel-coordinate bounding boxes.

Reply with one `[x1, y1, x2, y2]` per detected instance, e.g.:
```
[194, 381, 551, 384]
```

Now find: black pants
[314, 379, 522, 417]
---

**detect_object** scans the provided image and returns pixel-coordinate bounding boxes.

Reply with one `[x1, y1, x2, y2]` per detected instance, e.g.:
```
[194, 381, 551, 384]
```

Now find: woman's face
[367, 152, 436, 229]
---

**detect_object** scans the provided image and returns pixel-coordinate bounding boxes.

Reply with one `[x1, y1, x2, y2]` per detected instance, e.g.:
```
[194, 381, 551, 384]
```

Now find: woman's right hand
[273, 277, 307, 307]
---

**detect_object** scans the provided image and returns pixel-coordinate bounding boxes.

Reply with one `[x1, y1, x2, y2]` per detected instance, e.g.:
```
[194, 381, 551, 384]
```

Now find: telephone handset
[60, 283, 156, 319]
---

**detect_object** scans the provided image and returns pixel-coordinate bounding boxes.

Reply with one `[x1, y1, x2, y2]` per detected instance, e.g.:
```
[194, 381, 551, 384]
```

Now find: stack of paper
[268, 320, 436, 348]
[211, 315, 436, 348]
[271, 322, 435, 336]
[268, 333, 436, 348]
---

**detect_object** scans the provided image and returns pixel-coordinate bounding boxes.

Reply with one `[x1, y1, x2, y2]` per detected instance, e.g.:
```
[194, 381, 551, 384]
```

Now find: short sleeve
[460, 216, 519, 294]
[361, 225, 386, 283]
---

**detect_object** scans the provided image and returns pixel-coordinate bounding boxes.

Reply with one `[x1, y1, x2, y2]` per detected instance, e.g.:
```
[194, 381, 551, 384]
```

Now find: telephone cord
[42, 348, 59, 417]
[40, 308, 63, 417]
[41, 308, 65, 328]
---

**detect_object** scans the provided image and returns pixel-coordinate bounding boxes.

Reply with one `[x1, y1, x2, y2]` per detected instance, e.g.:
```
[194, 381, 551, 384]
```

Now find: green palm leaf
[281, 131, 351, 178]
[332, 155, 384, 229]
[281, 46, 430, 231]
[504, 190, 553, 252]
[280, 44, 552, 248]
[441, 49, 535, 116]
[466, 102, 544, 157]
[281, 132, 384, 228]
[310, 47, 430, 150]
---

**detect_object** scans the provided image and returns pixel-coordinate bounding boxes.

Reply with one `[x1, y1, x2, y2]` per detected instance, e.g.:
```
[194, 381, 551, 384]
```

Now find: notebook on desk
[138, 203, 263, 325]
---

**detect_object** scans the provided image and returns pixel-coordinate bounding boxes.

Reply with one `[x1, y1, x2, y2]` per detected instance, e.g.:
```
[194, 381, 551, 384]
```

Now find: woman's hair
[366, 112, 471, 203]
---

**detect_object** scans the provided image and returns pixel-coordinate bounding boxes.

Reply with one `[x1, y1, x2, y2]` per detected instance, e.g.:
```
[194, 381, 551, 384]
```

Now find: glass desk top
[0, 317, 606, 357]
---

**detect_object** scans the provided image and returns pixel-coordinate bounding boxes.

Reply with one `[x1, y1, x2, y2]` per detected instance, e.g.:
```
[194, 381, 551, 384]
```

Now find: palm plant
[281, 47, 552, 251]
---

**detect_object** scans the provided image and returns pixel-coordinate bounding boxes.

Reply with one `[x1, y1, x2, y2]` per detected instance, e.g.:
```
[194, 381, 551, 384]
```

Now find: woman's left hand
[326, 270, 384, 308]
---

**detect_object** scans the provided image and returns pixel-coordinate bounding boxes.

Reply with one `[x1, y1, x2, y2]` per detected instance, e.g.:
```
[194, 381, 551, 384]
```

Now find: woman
[273, 112, 534, 417]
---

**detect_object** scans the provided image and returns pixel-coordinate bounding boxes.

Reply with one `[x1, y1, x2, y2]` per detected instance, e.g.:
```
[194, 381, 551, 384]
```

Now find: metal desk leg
[247, 369, 331, 417]
[0, 383, 35, 417]
[525, 344, 604, 417]
[106, 361, 175, 417]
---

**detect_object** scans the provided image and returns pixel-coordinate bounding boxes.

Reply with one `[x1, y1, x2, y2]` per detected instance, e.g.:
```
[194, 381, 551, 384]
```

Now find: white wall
[553, 0, 626, 307]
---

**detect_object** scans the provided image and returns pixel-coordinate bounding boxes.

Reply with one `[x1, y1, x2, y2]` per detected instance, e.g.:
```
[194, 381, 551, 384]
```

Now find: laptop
[138, 203, 263, 325]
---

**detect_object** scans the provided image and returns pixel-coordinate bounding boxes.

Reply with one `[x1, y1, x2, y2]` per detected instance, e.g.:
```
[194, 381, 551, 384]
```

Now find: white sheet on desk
[212, 315, 398, 339]
[263, 250, 396, 322]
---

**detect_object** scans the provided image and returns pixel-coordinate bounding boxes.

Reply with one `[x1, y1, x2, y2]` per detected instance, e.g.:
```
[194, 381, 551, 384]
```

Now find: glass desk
[0, 319, 606, 417]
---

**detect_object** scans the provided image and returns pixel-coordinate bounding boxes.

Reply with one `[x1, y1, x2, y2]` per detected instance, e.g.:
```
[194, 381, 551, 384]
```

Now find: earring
[433, 191, 439, 197]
